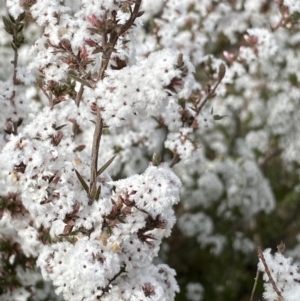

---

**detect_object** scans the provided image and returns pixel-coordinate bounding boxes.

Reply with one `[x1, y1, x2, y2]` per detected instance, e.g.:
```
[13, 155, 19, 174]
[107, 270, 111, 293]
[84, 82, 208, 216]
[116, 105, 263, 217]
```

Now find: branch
[99, 265, 126, 298]
[257, 246, 283, 300]
[75, 83, 84, 107]
[259, 148, 282, 167]
[89, 107, 103, 203]
[169, 65, 225, 168]
[197, 79, 221, 114]
[9, 17, 23, 106]
[89, 2, 143, 195]
[249, 268, 260, 301]
[62, 46, 90, 79]
[95, 1, 142, 83]
[119, 0, 142, 36]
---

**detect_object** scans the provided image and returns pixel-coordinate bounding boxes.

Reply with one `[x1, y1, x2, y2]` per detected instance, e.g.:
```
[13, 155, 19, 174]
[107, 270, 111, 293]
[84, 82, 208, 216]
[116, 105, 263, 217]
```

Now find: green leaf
[2, 16, 14, 35]
[117, 216, 126, 223]
[68, 74, 92, 88]
[97, 154, 117, 177]
[95, 185, 101, 200]
[8, 14, 15, 23]
[11, 42, 17, 50]
[178, 98, 186, 109]
[92, 47, 103, 55]
[17, 24, 24, 32]
[55, 124, 67, 130]
[75, 169, 89, 194]
[90, 186, 97, 199]
[90, 185, 101, 201]
[218, 63, 226, 81]
[152, 153, 161, 166]
[87, 27, 105, 34]
[177, 53, 183, 67]
[19, 12, 26, 22]
[213, 114, 228, 120]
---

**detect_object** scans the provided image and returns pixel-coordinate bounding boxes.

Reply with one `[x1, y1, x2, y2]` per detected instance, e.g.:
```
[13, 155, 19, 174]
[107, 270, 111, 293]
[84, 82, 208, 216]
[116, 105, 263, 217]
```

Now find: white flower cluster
[259, 249, 300, 301]
[2, 0, 300, 299]
[33, 166, 181, 301]
[0, 106, 94, 233]
[284, 0, 300, 14]
[93, 50, 195, 128]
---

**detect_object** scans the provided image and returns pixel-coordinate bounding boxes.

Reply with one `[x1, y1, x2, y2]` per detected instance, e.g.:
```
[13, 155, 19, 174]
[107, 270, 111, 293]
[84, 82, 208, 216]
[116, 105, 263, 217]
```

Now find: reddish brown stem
[257, 246, 283, 299]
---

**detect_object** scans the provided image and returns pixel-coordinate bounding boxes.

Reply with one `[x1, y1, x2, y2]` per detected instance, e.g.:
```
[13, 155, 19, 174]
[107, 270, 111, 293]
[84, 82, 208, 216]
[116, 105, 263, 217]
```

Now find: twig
[197, 79, 221, 114]
[257, 246, 283, 299]
[95, 0, 142, 83]
[10, 16, 22, 107]
[65, 48, 90, 79]
[75, 83, 84, 107]
[98, 57, 110, 82]
[250, 268, 260, 301]
[90, 107, 103, 200]
[89, 1, 143, 194]
[10, 41, 19, 132]
[99, 265, 126, 298]
[95, 15, 109, 82]
[11, 42, 19, 96]
[119, 0, 142, 36]
[259, 148, 282, 167]
[38, 85, 53, 108]
[169, 71, 224, 168]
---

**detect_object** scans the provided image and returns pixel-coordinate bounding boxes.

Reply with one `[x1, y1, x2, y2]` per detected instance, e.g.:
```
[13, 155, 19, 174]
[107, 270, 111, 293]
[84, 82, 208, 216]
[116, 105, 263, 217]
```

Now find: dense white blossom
[258, 249, 300, 301]
[1, 0, 300, 300]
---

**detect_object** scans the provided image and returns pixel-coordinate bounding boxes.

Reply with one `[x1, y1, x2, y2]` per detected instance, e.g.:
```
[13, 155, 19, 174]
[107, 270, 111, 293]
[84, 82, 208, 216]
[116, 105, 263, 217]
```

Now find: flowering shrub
[1, 0, 300, 301]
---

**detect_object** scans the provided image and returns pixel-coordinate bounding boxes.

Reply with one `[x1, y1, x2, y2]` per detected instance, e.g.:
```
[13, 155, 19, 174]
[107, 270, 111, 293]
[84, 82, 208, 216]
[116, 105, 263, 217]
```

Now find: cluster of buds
[0, 193, 28, 219]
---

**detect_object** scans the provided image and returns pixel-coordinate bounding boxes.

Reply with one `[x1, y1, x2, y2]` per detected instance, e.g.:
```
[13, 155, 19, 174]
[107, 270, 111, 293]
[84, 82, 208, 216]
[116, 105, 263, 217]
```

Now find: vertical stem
[10, 18, 20, 107]
[90, 107, 103, 199]
[89, 1, 142, 202]
[249, 268, 260, 301]
[75, 84, 84, 107]
[257, 246, 283, 299]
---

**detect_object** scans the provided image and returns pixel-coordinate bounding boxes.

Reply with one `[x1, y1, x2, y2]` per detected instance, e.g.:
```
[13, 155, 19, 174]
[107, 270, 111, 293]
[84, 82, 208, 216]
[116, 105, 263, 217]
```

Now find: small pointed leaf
[218, 63, 226, 81]
[75, 169, 89, 194]
[213, 114, 228, 120]
[3, 16, 14, 35]
[17, 118, 23, 127]
[19, 12, 26, 21]
[55, 124, 67, 130]
[95, 185, 101, 200]
[73, 144, 86, 152]
[69, 74, 93, 88]
[97, 154, 117, 177]
[8, 14, 15, 23]
[137, 11, 145, 17]
[90, 186, 97, 199]
[17, 24, 24, 32]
